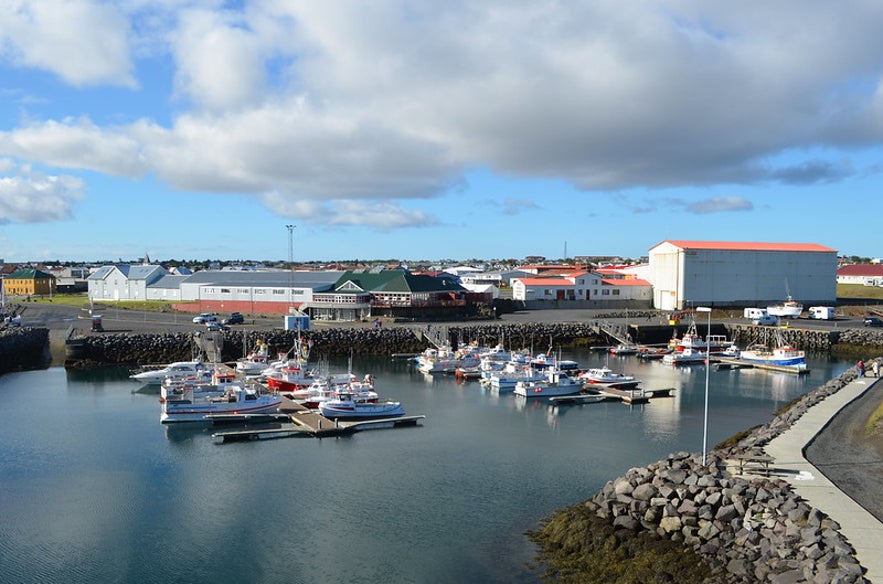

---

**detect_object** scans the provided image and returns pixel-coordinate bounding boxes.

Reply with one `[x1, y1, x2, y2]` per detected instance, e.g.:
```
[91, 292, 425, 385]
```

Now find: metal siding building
[649, 240, 838, 311]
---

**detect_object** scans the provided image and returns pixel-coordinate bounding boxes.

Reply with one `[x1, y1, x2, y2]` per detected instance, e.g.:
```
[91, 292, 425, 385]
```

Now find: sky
[1, 1, 883, 264]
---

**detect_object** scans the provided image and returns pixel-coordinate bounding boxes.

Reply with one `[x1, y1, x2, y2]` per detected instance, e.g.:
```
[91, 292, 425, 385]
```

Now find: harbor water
[0, 350, 853, 584]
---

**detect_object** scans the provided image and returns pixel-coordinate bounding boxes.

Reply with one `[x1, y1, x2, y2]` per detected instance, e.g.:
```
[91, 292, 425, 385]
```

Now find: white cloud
[4, 1, 883, 229]
[0, 166, 84, 223]
[0, 0, 134, 87]
[259, 193, 437, 229]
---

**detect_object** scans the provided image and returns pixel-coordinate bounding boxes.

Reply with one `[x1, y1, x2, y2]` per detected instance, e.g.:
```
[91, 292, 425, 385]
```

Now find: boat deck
[714, 357, 809, 374]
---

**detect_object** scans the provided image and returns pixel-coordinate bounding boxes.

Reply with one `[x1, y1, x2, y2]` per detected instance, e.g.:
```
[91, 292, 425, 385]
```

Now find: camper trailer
[743, 308, 768, 319]
[808, 306, 835, 320]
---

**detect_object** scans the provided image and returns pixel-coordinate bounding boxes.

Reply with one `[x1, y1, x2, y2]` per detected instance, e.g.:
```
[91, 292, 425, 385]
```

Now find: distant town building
[836, 264, 883, 286]
[3, 268, 56, 297]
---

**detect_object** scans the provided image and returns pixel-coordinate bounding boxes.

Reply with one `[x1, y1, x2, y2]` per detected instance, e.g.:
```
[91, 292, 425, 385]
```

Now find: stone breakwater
[534, 366, 876, 584]
[0, 327, 50, 374]
[62, 322, 607, 368]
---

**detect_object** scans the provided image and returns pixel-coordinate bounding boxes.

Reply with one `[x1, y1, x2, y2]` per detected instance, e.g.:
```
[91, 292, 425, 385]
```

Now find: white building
[648, 240, 837, 311]
[87, 265, 168, 301]
[511, 271, 651, 304]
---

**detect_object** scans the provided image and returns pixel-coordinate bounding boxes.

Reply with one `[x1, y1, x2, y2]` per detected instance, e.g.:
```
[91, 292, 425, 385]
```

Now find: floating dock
[211, 396, 425, 442]
[550, 387, 675, 406]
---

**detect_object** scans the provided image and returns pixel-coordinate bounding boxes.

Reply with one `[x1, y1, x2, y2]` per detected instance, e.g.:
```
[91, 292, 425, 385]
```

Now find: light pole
[696, 306, 712, 465]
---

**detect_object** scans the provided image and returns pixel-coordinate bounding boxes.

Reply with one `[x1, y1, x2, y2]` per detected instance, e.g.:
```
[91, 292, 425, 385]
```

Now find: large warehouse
[648, 240, 838, 311]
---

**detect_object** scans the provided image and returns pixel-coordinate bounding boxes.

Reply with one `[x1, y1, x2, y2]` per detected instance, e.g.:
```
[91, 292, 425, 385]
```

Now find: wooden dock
[212, 396, 425, 442]
[550, 387, 675, 406]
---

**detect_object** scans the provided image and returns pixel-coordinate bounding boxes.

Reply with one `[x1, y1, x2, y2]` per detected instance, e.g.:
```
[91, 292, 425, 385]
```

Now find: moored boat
[578, 366, 640, 388]
[160, 381, 282, 423]
[738, 341, 806, 369]
[130, 360, 209, 385]
[318, 391, 405, 419]
[662, 348, 707, 365]
[514, 368, 582, 397]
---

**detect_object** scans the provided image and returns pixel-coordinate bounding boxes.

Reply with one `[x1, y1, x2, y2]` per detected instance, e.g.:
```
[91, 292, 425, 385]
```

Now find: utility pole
[286, 225, 295, 312]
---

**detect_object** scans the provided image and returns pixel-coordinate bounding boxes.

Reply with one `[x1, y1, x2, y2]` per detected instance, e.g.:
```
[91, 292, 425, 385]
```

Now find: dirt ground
[804, 380, 883, 522]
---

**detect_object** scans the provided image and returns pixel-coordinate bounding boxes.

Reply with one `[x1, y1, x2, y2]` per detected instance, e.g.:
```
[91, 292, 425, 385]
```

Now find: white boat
[578, 366, 639, 388]
[291, 374, 378, 408]
[767, 296, 803, 319]
[160, 381, 282, 423]
[264, 359, 313, 392]
[738, 340, 807, 369]
[318, 391, 405, 419]
[417, 346, 480, 374]
[675, 321, 733, 353]
[662, 348, 707, 365]
[235, 340, 271, 376]
[130, 360, 209, 385]
[159, 368, 234, 403]
[483, 359, 545, 391]
[514, 368, 582, 397]
[608, 344, 639, 356]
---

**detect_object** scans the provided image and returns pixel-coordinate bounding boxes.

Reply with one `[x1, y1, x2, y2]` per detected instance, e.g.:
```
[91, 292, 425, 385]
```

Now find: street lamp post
[696, 306, 712, 465]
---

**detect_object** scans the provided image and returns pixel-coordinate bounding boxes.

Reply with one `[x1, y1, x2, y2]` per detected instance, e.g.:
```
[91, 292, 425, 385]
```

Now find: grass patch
[866, 402, 883, 437]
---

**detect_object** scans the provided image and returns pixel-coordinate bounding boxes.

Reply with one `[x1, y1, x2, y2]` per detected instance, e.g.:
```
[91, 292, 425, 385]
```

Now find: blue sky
[1, 1, 882, 263]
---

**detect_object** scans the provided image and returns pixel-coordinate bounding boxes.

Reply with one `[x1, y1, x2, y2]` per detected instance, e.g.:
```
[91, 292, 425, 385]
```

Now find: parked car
[753, 314, 779, 326]
[222, 312, 244, 325]
[192, 313, 218, 324]
[206, 321, 229, 331]
[863, 316, 883, 327]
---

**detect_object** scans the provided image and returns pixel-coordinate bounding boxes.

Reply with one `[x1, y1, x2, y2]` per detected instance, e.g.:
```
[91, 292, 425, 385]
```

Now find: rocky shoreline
[530, 365, 877, 584]
[0, 327, 50, 375]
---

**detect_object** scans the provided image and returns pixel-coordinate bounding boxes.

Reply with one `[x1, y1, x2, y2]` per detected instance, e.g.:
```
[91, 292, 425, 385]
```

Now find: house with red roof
[836, 264, 883, 286]
[511, 270, 651, 305]
[648, 240, 838, 311]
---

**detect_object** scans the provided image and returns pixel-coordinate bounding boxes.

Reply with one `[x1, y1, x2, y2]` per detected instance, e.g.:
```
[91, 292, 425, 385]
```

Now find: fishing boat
[513, 367, 583, 397]
[609, 344, 640, 356]
[160, 380, 282, 423]
[578, 366, 640, 388]
[318, 391, 405, 419]
[675, 321, 734, 353]
[235, 340, 271, 376]
[767, 281, 803, 318]
[662, 348, 707, 365]
[738, 340, 807, 369]
[130, 360, 210, 385]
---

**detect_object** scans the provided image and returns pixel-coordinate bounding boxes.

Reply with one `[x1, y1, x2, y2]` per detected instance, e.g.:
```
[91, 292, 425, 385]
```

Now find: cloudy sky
[1, 0, 881, 263]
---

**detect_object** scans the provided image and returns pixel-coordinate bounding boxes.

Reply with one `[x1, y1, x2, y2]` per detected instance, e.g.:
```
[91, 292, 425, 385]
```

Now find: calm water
[0, 350, 853, 584]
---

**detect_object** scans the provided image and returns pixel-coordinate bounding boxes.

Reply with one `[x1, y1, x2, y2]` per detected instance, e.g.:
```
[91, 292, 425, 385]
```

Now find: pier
[212, 396, 425, 442]
[550, 386, 675, 406]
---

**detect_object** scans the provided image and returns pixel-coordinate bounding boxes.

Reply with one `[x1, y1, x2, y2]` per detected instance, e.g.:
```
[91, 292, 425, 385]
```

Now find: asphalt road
[805, 382, 883, 523]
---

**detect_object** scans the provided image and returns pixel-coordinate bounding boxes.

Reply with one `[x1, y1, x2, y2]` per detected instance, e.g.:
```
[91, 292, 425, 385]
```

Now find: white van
[808, 306, 835, 320]
[753, 314, 779, 326]
[743, 308, 768, 319]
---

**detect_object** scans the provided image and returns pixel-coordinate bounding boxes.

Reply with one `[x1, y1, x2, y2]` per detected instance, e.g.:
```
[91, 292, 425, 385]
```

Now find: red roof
[654, 240, 836, 253]
[837, 264, 883, 277]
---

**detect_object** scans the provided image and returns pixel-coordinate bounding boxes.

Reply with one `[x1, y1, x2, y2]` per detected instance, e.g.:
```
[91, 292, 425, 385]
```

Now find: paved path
[764, 377, 883, 583]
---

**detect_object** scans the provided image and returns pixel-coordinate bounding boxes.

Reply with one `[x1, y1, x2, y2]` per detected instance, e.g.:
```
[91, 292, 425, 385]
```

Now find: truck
[743, 308, 768, 319]
[808, 306, 835, 320]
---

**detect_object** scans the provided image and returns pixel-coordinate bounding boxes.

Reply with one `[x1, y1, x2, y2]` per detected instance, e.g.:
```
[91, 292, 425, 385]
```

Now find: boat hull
[161, 398, 282, 423]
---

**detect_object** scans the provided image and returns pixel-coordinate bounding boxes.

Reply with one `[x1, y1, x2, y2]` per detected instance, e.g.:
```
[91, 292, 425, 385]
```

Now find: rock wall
[0, 327, 50, 374]
[62, 322, 607, 368]
[534, 366, 875, 583]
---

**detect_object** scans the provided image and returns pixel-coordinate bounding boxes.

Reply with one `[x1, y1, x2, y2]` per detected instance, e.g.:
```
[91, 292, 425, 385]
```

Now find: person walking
[857, 360, 865, 378]
[872, 360, 879, 378]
